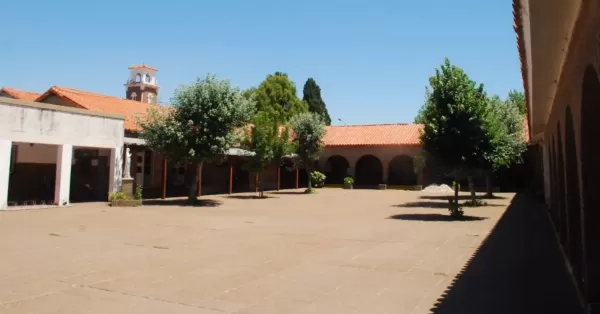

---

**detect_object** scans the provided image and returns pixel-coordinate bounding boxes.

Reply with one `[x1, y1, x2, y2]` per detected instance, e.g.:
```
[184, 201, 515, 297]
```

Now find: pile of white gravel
[421, 184, 454, 193]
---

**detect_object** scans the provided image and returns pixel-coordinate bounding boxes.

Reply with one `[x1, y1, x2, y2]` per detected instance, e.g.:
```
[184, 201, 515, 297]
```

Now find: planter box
[110, 199, 142, 207]
[343, 183, 353, 190]
[377, 184, 387, 190]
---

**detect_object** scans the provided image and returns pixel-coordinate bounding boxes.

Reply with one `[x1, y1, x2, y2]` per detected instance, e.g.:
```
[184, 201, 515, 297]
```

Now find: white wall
[0, 98, 124, 149]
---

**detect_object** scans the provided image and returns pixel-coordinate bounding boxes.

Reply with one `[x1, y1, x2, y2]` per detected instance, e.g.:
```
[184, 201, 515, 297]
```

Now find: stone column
[54, 144, 73, 206]
[542, 142, 552, 208]
[0, 140, 12, 210]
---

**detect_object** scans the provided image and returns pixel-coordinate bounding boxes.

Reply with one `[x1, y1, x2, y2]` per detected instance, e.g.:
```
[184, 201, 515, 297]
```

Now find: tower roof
[128, 64, 158, 71]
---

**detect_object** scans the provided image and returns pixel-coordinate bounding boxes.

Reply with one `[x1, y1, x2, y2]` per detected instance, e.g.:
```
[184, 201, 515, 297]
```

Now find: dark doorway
[556, 123, 568, 249]
[388, 155, 417, 185]
[280, 159, 297, 189]
[565, 105, 583, 289]
[355, 155, 383, 187]
[70, 148, 109, 202]
[324, 155, 350, 184]
[232, 158, 250, 193]
[7, 143, 56, 206]
[581, 65, 600, 302]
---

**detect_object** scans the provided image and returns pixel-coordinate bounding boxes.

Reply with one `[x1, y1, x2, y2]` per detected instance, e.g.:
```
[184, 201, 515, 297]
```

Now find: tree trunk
[467, 175, 476, 203]
[485, 171, 494, 198]
[307, 167, 312, 191]
[189, 161, 203, 202]
[453, 174, 460, 208]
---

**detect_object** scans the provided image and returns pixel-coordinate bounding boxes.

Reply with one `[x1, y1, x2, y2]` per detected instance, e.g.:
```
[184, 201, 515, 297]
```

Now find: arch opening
[355, 155, 383, 186]
[388, 155, 417, 186]
[324, 155, 350, 184]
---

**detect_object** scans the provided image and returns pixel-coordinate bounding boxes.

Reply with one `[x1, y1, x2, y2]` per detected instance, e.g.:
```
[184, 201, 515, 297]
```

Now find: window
[130, 92, 137, 100]
[135, 74, 141, 83]
[145, 74, 152, 83]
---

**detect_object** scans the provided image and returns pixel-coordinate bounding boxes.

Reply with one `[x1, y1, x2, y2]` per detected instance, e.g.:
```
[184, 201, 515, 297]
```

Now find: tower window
[130, 92, 137, 100]
[145, 74, 152, 83]
[135, 74, 141, 83]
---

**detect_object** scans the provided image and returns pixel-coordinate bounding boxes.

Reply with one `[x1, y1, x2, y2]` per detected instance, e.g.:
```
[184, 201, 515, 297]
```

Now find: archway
[324, 155, 350, 184]
[556, 123, 568, 248]
[388, 155, 417, 185]
[355, 155, 383, 186]
[565, 105, 583, 288]
[581, 65, 600, 301]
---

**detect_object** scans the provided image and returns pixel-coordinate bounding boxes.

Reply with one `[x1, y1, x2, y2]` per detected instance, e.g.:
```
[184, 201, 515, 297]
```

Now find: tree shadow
[387, 213, 487, 222]
[269, 191, 307, 195]
[420, 195, 507, 201]
[142, 198, 222, 207]
[429, 194, 584, 314]
[224, 194, 278, 200]
[393, 201, 450, 209]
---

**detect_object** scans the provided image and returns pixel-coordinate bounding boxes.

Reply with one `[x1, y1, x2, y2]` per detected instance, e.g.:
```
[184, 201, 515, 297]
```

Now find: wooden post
[295, 168, 299, 189]
[277, 167, 281, 191]
[196, 162, 203, 197]
[161, 158, 167, 199]
[255, 173, 259, 193]
[228, 158, 233, 194]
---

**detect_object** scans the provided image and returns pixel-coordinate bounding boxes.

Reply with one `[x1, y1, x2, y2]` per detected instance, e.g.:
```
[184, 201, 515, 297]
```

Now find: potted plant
[343, 176, 354, 189]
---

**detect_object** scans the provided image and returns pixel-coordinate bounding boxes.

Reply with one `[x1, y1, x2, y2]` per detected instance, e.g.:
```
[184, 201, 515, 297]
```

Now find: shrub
[344, 176, 354, 185]
[109, 192, 131, 201]
[134, 185, 143, 200]
[463, 199, 487, 207]
[311, 171, 326, 188]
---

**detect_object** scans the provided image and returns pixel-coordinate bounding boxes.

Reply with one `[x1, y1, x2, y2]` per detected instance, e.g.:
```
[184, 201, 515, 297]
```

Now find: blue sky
[0, 0, 520, 125]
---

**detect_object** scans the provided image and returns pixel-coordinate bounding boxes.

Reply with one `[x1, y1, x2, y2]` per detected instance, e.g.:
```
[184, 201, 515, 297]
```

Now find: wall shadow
[394, 201, 503, 209]
[142, 198, 222, 207]
[420, 195, 507, 201]
[429, 194, 584, 314]
[224, 194, 278, 200]
[387, 213, 487, 222]
[269, 191, 307, 195]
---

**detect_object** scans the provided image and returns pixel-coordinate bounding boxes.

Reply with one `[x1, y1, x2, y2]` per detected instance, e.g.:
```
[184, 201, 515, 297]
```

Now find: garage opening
[70, 147, 110, 203]
[7, 142, 57, 206]
[355, 155, 383, 187]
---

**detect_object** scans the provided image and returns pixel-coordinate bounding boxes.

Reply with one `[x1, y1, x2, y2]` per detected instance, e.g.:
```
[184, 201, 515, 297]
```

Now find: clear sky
[0, 0, 520, 125]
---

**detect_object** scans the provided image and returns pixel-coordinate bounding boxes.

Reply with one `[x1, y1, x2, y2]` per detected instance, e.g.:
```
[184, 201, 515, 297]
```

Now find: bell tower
[125, 64, 159, 104]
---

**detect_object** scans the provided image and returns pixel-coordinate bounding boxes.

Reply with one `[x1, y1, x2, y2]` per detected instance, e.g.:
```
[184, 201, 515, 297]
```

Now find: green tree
[418, 58, 491, 216]
[242, 111, 293, 198]
[139, 74, 255, 202]
[302, 78, 332, 125]
[255, 72, 308, 122]
[288, 112, 326, 193]
[506, 90, 526, 115]
[482, 94, 527, 197]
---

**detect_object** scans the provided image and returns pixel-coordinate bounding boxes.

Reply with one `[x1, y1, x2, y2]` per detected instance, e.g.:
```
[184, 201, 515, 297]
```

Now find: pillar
[162, 158, 167, 199]
[382, 163, 389, 184]
[108, 146, 123, 198]
[277, 167, 281, 191]
[0, 140, 12, 210]
[54, 144, 73, 206]
[228, 159, 233, 194]
[295, 168, 299, 189]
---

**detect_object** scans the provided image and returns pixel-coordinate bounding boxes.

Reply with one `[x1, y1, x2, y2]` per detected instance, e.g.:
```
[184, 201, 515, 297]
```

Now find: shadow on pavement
[269, 191, 307, 195]
[142, 198, 222, 207]
[420, 195, 507, 201]
[224, 194, 278, 200]
[388, 213, 487, 222]
[394, 201, 504, 209]
[429, 193, 584, 314]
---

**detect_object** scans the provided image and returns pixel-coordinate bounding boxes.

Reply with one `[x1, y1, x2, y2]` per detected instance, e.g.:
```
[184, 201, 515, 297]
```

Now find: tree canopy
[242, 111, 293, 197]
[255, 72, 308, 123]
[506, 90, 526, 116]
[288, 112, 326, 192]
[302, 78, 332, 125]
[418, 58, 491, 215]
[139, 74, 255, 200]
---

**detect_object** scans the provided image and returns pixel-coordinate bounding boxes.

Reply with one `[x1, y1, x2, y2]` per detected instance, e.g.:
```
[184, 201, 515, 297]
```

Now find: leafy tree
[302, 78, 332, 125]
[418, 58, 491, 216]
[255, 72, 308, 122]
[288, 112, 326, 193]
[242, 111, 293, 198]
[482, 94, 527, 197]
[506, 90, 526, 115]
[139, 74, 255, 202]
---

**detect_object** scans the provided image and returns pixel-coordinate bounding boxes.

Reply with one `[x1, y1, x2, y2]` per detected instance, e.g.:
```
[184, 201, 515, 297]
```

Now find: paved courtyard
[0, 189, 572, 313]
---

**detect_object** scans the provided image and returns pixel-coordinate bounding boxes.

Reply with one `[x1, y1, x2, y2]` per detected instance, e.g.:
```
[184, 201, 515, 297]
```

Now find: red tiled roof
[513, 0, 532, 142]
[324, 123, 422, 147]
[0, 88, 41, 101]
[35, 86, 155, 131]
[128, 64, 158, 71]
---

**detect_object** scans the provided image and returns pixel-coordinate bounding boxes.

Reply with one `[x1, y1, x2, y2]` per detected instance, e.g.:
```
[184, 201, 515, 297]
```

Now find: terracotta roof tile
[36, 86, 155, 131]
[1, 88, 41, 101]
[128, 64, 158, 71]
[324, 123, 422, 147]
[513, 0, 532, 142]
